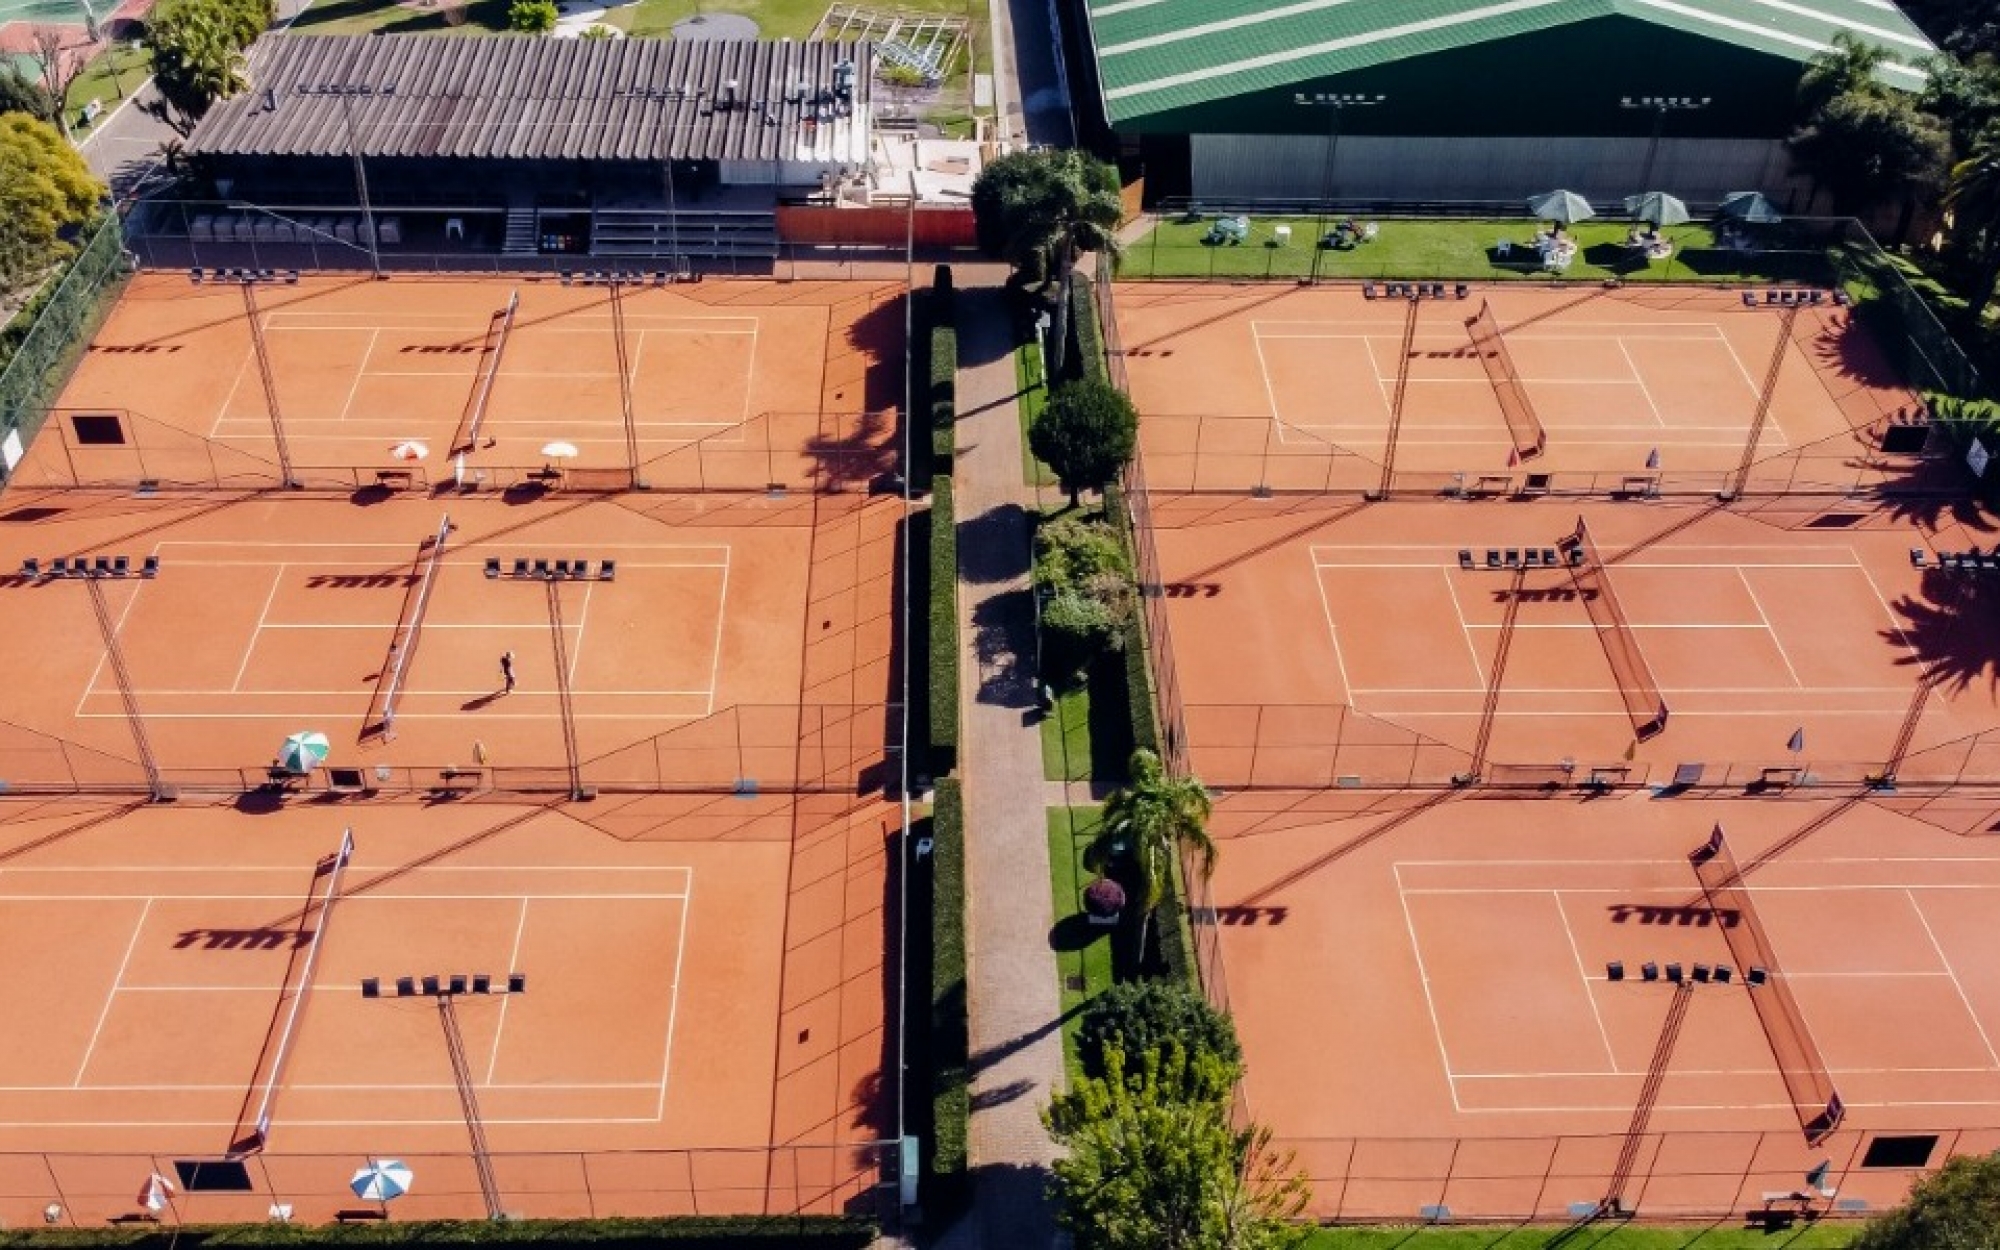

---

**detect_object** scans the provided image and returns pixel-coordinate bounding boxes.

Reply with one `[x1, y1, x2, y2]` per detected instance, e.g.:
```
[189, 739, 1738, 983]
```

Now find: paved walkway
[931, 284, 1067, 1249]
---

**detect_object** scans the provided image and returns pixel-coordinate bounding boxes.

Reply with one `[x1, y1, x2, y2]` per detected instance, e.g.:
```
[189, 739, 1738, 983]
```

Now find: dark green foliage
[0, 1217, 877, 1248]
[927, 778, 969, 1215]
[1029, 379, 1139, 506]
[1853, 1152, 2000, 1250]
[928, 477, 959, 776]
[507, 0, 557, 30]
[142, 0, 273, 132]
[0, 63, 55, 123]
[1033, 513, 1135, 680]
[1069, 275, 1106, 385]
[0, 114, 102, 289]
[1078, 980, 1241, 1081]
[927, 269, 957, 472]
[1789, 34, 1949, 215]
[0, 214, 128, 444]
[930, 324, 957, 429]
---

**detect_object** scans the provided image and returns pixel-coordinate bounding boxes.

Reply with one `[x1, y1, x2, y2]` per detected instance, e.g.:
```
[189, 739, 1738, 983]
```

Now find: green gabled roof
[1087, 0, 1937, 125]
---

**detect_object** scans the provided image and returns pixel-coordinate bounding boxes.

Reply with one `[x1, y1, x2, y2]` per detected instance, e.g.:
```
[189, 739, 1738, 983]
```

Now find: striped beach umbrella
[278, 730, 330, 773]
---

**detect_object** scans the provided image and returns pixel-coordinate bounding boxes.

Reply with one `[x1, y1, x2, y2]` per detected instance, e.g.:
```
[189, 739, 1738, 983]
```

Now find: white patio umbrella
[277, 730, 330, 773]
[1623, 191, 1691, 229]
[1719, 190, 1783, 225]
[1526, 189, 1595, 225]
[540, 441, 581, 461]
[136, 1173, 174, 1215]
[387, 440, 429, 462]
[350, 1160, 414, 1203]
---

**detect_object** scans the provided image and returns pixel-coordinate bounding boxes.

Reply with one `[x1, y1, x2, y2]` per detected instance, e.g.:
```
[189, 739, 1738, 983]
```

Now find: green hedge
[0, 1217, 876, 1249]
[928, 476, 959, 777]
[907, 289, 933, 496]
[928, 778, 969, 1216]
[1102, 481, 1159, 759]
[1069, 274, 1106, 386]
[930, 269, 958, 475]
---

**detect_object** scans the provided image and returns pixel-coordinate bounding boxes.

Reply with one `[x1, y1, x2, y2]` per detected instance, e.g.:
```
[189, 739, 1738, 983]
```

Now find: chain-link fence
[0, 214, 132, 463]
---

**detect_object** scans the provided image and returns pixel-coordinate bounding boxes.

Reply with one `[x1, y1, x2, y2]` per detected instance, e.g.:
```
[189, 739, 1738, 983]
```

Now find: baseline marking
[1392, 863, 1461, 1112]
[73, 898, 151, 1088]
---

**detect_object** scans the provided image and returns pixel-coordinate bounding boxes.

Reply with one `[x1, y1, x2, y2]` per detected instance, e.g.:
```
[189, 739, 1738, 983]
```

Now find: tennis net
[452, 289, 519, 456]
[1561, 518, 1668, 740]
[1465, 300, 1546, 460]
[371, 514, 452, 738]
[1690, 826, 1845, 1143]
[247, 827, 354, 1147]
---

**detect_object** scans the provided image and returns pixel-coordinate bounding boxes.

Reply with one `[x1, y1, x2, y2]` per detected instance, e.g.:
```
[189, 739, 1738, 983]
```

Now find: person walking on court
[500, 650, 515, 693]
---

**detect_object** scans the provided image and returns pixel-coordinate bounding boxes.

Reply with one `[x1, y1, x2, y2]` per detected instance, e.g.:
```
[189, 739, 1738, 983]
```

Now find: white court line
[211, 331, 260, 440]
[0, 864, 693, 876]
[1392, 863, 1460, 1112]
[0, 1079, 664, 1090]
[1249, 323, 1286, 429]
[1358, 708, 1907, 719]
[1552, 891, 1619, 1072]
[1439, 567, 1486, 688]
[0, 1115, 671, 1129]
[0, 892, 690, 902]
[568, 580, 594, 684]
[1252, 320, 1733, 335]
[1905, 888, 2000, 1070]
[1616, 338, 1665, 427]
[1309, 563, 1355, 701]
[232, 564, 287, 693]
[1853, 559, 1925, 660]
[335, 328, 382, 423]
[703, 548, 731, 717]
[79, 711, 711, 721]
[1358, 334, 1393, 413]
[740, 322, 760, 426]
[626, 324, 649, 401]
[75, 572, 147, 722]
[1736, 568, 1802, 688]
[484, 898, 532, 1086]
[74, 898, 150, 1088]
[655, 866, 692, 1120]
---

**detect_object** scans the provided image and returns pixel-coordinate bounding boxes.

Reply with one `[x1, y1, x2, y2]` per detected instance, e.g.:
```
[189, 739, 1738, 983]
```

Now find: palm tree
[1947, 133, 2000, 329]
[970, 148, 1123, 378]
[1797, 32, 1886, 115]
[1086, 748, 1216, 955]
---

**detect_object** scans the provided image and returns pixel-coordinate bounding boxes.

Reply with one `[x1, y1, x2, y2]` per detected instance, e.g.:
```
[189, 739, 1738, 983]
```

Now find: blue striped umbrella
[350, 1160, 413, 1202]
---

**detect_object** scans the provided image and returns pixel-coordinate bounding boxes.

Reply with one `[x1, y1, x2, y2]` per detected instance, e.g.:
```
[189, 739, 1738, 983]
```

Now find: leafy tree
[1079, 980, 1241, 1081]
[1900, 0, 2000, 58]
[1044, 1042, 1309, 1250]
[1852, 1152, 2000, 1250]
[28, 26, 85, 129]
[970, 147, 1122, 377]
[1028, 377, 1138, 508]
[1920, 53, 2000, 157]
[1034, 513, 1130, 591]
[1789, 34, 1950, 222]
[0, 112, 103, 287]
[0, 61, 56, 123]
[142, 0, 254, 135]
[1946, 137, 2000, 326]
[1087, 748, 1215, 952]
[508, 0, 557, 32]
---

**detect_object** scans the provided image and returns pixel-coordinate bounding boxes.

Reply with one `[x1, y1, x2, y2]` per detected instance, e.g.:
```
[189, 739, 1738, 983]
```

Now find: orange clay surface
[0, 791, 894, 1223]
[1204, 789, 2000, 1217]
[1148, 495, 2000, 782]
[0, 273, 902, 1224]
[17, 273, 901, 489]
[0, 489, 898, 783]
[1116, 283, 1919, 491]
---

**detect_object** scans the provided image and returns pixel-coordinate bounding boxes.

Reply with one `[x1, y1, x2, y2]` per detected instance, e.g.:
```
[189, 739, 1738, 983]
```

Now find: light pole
[336, 90, 384, 277]
[1294, 91, 1385, 281]
[1620, 95, 1711, 189]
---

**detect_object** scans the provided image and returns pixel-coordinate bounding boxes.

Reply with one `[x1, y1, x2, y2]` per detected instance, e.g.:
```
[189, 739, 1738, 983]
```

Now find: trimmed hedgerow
[0, 1217, 877, 1248]
[928, 476, 959, 777]
[926, 778, 968, 1216]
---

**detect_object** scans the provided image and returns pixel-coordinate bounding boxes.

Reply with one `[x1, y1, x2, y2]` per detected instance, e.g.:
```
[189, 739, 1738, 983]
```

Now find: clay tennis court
[0, 488, 898, 786]
[1149, 495, 2000, 784]
[1117, 283, 1923, 494]
[0, 789, 894, 1224]
[14, 272, 900, 491]
[1199, 789, 2000, 1219]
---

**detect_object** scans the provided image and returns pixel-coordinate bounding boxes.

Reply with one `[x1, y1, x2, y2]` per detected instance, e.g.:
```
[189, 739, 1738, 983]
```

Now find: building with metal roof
[1076, 0, 1938, 206]
[174, 34, 878, 260]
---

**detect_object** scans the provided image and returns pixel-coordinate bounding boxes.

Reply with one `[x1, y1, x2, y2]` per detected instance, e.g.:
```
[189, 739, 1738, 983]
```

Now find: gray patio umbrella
[1718, 190, 1782, 225]
[1623, 191, 1691, 228]
[1527, 189, 1596, 225]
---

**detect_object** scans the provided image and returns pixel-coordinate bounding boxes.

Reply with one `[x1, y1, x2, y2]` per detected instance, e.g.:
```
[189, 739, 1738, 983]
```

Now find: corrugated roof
[1086, 0, 1937, 125]
[187, 35, 873, 162]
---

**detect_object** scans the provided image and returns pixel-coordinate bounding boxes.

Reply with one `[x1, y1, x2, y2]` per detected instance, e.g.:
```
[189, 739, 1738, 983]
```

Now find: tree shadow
[951, 287, 1018, 369]
[840, 292, 909, 412]
[956, 503, 1029, 585]
[1880, 569, 2000, 697]
[1048, 911, 1104, 952]
[970, 587, 1037, 709]
[804, 407, 897, 492]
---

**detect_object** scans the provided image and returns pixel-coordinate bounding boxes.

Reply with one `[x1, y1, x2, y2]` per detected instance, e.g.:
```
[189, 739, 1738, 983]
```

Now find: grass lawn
[1298, 1224, 1858, 1250]
[1015, 338, 1059, 489]
[1121, 215, 1835, 286]
[1048, 805, 1113, 1083]
[65, 44, 152, 122]
[287, 0, 510, 35]
[1040, 681, 1092, 782]
[291, 0, 981, 45]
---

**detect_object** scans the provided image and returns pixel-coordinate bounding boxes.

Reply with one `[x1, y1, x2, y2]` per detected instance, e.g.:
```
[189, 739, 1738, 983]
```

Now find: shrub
[929, 323, 957, 429]
[927, 778, 969, 1215]
[1040, 588, 1121, 680]
[507, 0, 556, 31]
[1069, 273, 1106, 385]
[2, 1216, 879, 1247]
[1032, 513, 1130, 594]
[928, 477, 959, 776]
[1078, 979, 1240, 1082]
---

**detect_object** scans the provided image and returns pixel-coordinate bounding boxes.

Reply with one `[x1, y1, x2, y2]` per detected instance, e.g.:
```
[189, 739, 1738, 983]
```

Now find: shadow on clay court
[461, 691, 504, 711]
[1879, 568, 2000, 696]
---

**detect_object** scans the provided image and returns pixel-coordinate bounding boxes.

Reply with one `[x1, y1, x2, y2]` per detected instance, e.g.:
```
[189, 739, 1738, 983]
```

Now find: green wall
[1115, 15, 1807, 139]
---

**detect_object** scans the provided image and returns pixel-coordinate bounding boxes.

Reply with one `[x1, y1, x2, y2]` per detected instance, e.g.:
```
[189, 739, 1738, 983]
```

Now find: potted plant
[1083, 876, 1126, 927]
